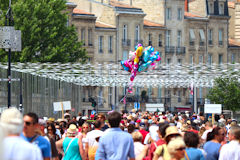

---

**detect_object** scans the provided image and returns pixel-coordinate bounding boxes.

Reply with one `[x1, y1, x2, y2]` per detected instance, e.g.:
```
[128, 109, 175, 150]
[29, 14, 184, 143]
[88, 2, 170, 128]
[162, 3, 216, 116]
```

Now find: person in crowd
[147, 123, 169, 160]
[184, 131, 205, 160]
[128, 123, 136, 134]
[56, 124, 85, 160]
[95, 111, 135, 160]
[219, 125, 240, 160]
[132, 131, 147, 159]
[46, 123, 60, 160]
[138, 123, 149, 144]
[85, 120, 104, 160]
[81, 122, 90, 149]
[167, 137, 186, 160]
[203, 126, 225, 160]
[201, 121, 213, 142]
[153, 126, 181, 160]
[21, 112, 51, 160]
[0, 108, 43, 160]
[97, 113, 109, 131]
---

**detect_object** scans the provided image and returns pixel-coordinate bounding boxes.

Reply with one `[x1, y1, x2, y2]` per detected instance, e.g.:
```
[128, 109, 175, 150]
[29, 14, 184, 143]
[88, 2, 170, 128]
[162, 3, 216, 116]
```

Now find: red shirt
[147, 139, 166, 160]
[188, 129, 199, 134]
[138, 129, 149, 144]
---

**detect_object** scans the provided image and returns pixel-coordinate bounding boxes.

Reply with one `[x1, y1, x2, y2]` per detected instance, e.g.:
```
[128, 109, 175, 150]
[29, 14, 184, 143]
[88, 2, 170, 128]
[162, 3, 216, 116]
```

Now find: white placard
[146, 103, 165, 112]
[204, 104, 222, 114]
[53, 101, 71, 111]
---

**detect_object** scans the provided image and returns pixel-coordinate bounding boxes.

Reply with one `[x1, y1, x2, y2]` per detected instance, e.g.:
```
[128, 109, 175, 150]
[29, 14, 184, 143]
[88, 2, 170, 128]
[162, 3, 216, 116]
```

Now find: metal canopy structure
[0, 62, 239, 88]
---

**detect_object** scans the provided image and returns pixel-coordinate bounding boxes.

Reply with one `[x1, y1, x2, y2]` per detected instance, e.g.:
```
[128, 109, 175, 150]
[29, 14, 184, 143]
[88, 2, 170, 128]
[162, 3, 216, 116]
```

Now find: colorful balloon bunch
[121, 44, 161, 93]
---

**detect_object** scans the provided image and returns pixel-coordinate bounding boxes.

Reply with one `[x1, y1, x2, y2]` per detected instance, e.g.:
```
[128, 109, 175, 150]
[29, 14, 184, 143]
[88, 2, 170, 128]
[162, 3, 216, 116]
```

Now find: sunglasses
[176, 147, 185, 151]
[83, 127, 88, 129]
[24, 121, 34, 126]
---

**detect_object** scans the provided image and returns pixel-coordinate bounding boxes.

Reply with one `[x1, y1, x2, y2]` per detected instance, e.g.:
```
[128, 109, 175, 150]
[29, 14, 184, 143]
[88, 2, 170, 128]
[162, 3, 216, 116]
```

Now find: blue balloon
[121, 61, 130, 71]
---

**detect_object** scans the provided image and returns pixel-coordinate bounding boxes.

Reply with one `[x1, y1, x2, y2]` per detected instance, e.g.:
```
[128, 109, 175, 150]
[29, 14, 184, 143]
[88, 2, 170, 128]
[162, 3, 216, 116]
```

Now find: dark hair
[206, 126, 221, 141]
[159, 123, 169, 138]
[184, 131, 199, 148]
[94, 120, 102, 129]
[108, 111, 121, 128]
[25, 112, 38, 124]
[47, 123, 56, 134]
[127, 124, 135, 134]
[78, 118, 86, 127]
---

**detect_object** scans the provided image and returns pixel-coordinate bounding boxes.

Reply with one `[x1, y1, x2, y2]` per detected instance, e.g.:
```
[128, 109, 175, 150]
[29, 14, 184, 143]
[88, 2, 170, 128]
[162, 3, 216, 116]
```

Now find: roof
[144, 20, 165, 28]
[109, 0, 139, 9]
[73, 8, 95, 16]
[95, 21, 116, 29]
[229, 38, 240, 47]
[228, 2, 235, 9]
[184, 12, 204, 18]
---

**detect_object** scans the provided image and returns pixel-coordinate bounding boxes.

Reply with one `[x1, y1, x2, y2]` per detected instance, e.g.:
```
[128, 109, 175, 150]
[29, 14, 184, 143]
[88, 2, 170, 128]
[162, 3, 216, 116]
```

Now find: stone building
[66, 0, 239, 113]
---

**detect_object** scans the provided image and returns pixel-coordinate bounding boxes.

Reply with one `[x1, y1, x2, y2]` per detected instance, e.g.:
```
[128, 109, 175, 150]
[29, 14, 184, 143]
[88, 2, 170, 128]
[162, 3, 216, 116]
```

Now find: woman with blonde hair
[81, 122, 90, 150]
[56, 124, 85, 160]
[167, 137, 186, 160]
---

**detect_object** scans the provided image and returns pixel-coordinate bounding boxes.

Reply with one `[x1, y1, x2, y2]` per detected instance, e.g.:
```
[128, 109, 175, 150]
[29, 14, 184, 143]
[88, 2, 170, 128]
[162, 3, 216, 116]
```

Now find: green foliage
[0, 0, 87, 63]
[207, 76, 240, 112]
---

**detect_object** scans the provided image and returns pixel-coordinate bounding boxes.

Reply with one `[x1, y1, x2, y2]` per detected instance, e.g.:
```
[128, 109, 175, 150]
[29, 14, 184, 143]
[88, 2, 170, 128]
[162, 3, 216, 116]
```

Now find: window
[177, 59, 182, 66]
[218, 54, 223, 65]
[218, 29, 223, 45]
[98, 87, 103, 106]
[108, 36, 113, 53]
[158, 34, 162, 47]
[189, 29, 195, 45]
[178, 90, 181, 102]
[166, 30, 171, 47]
[158, 87, 162, 103]
[159, 52, 162, 64]
[208, 29, 213, 45]
[177, 8, 182, 20]
[209, 2, 214, 14]
[190, 55, 193, 64]
[123, 24, 128, 41]
[199, 55, 203, 64]
[99, 36, 103, 53]
[177, 30, 182, 47]
[148, 33, 152, 46]
[108, 87, 113, 105]
[135, 25, 140, 42]
[88, 29, 92, 46]
[148, 86, 152, 100]
[199, 29, 205, 45]
[81, 28, 85, 45]
[219, 3, 224, 15]
[167, 58, 171, 65]
[166, 8, 171, 20]
[231, 53, 235, 63]
[123, 50, 128, 61]
[208, 54, 212, 66]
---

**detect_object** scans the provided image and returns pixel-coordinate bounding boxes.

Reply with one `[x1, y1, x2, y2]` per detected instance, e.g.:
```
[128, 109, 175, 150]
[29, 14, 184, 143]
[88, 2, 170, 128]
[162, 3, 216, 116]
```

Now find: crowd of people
[0, 108, 240, 160]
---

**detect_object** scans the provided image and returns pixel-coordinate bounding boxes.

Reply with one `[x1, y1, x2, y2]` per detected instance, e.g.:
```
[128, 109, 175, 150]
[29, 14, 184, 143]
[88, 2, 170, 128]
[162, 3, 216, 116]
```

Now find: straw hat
[165, 126, 180, 138]
[66, 124, 78, 137]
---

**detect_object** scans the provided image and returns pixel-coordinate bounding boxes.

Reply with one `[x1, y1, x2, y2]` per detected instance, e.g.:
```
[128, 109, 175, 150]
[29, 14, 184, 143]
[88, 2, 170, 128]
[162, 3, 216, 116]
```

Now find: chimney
[185, 0, 189, 12]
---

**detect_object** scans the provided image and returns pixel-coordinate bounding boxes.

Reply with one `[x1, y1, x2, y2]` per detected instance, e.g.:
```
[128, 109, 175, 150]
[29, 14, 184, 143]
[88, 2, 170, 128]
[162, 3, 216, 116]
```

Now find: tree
[0, 0, 87, 63]
[207, 76, 240, 112]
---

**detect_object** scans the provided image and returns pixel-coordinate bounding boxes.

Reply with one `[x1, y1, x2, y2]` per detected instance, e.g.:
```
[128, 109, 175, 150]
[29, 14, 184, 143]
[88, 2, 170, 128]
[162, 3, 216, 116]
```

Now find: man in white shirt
[0, 107, 42, 160]
[219, 125, 240, 160]
[201, 121, 213, 141]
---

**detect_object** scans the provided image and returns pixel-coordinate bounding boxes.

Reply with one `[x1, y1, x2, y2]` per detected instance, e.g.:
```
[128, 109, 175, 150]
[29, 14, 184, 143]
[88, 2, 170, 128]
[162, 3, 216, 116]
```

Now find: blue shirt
[203, 141, 221, 160]
[95, 128, 135, 160]
[185, 148, 205, 160]
[21, 133, 51, 158]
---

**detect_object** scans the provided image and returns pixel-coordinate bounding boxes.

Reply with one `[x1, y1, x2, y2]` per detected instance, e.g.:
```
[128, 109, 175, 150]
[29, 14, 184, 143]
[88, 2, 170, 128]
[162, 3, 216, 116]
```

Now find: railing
[134, 39, 143, 45]
[219, 41, 223, 46]
[122, 39, 131, 46]
[189, 41, 194, 46]
[176, 47, 186, 54]
[199, 41, 204, 46]
[208, 40, 213, 45]
[165, 46, 175, 54]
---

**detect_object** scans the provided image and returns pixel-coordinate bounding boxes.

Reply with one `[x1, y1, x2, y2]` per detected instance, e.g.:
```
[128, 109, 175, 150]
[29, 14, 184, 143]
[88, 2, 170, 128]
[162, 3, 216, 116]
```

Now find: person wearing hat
[56, 124, 85, 160]
[153, 126, 181, 160]
[1, 108, 43, 160]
